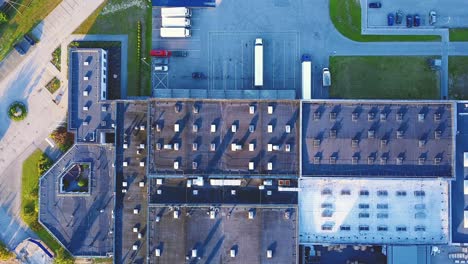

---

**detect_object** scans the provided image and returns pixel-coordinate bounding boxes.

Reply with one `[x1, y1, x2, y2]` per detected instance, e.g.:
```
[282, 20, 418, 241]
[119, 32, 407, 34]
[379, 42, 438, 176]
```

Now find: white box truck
[254, 38, 263, 87]
[301, 54, 312, 100]
[160, 28, 191, 38]
[162, 17, 191, 27]
[322, 68, 331, 87]
[161, 7, 191, 17]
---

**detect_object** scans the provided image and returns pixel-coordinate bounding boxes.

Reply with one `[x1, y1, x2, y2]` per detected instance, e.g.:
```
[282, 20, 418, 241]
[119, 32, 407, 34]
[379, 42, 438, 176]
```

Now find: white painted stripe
[45, 138, 55, 148]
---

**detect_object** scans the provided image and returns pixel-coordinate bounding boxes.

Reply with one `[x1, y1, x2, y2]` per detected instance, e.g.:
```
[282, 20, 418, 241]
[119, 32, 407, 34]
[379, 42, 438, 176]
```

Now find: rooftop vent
[367, 156, 375, 165]
[352, 112, 359, 121]
[352, 155, 359, 164]
[418, 113, 425, 122]
[418, 139, 425, 147]
[173, 161, 179, 170]
[329, 129, 337, 139]
[249, 143, 255, 152]
[329, 156, 337, 164]
[396, 113, 403, 121]
[248, 161, 255, 171]
[211, 124, 217, 133]
[267, 124, 273, 133]
[329, 112, 337, 121]
[192, 143, 198, 151]
[380, 113, 387, 121]
[418, 157, 426, 165]
[351, 139, 359, 148]
[380, 156, 387, 165]
[285, 125, 291, 133]
[380, 139, 387, 147]
[396, 156, 403, 165]
[268, 105, 274, 114]
[313, 138, 321, 148]
[285, 144, 291, 152]
[192, 162, 198, 170]
[313, 112, 321, 120]
[368, 130, 375, 139]
[314, 156, 321, 164]
[192, 124, 198, 133]
[434, 130, 442, 139]
[249, 124, 255, 133]
[434, 113, 441, 121]
[249, 105, 255, 114]
[434, 157, 442, 165]
[396, 130, 404, 139]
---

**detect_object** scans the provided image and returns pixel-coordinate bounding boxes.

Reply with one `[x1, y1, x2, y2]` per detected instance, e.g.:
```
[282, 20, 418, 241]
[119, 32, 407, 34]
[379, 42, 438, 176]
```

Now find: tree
[50, 126, 74, 152]
[0, 241, 14, 261]
[0, 12, 8, 24]
[54, 248, 73, 264]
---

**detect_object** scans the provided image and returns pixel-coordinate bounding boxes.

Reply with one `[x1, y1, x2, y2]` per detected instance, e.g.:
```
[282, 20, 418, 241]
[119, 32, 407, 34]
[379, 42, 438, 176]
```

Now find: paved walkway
[0, 0, 105, 251]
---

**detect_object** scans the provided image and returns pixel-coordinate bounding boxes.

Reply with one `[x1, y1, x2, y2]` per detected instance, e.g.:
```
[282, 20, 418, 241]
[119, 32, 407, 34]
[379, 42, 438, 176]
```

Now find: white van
[162, 17, 191, 27]
[161, 7, 191, 17]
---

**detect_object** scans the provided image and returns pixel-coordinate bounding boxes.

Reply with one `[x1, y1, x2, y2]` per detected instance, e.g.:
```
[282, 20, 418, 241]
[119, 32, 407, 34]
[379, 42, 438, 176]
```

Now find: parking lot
[367, 0, 468, 28]
[151, 0, 333, 99]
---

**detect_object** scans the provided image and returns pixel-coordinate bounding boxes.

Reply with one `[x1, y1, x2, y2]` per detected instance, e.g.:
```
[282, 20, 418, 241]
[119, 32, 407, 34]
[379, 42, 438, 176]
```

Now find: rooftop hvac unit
[174, 210, 179, 219]
[231, 124, 237, 133]
[192, 162, 198, 169]
[123, 161, 128, 167]
[123, 143, 128, 149]
[418, 139, 425, 147]
[249, 143, 255, 151]
[285, 125, 291, 133]
[192, 143, 198, 151]
[267, 250, 273, 258]
[174, 123, 180, 132]
[352, 156, 359, 164]
[367, 156, 375, 164]
[329, 156, 337, 164]
[352, 112, 358, 121]
[155, 143, 161, 150]
[273, 145, 280, 151]
[139, 143, 145, 149]
[82, 121, 88, 126]
[285, 144, 291, 152]
[138, 233, 142, 239]
[230, 249, 236, 257]
[268, 105, 274, 114]
[368, 130, 375, 139]
[378, 113, 386, 122]
[396, 130, 404, 139]
[133, 227, 138, 233]
[122, 189, 127, 193]
[248, 210, 254, 219]
[192, 124, 198, 133]
[267, 144, 273, 152]
[380, 139, 387, 147]
[122, 181, 128, 187]
[174, 142, 180, 151]
[249, 162, 255, 170]
[351, 139, 359, 148]
[249, 105, 255, 114]
[329, 129, 337, 138]
[210, 210, 215, 219]
[174, 104, 181, 113]
[434, 113, 441, 121]
[396, 113, 403, 121]
[418, 113, 425, 122]
[156, 189, 162, 195]
[83, 76, 89, 81]
[314, 156, 321, 164]
[155, 249, 161, 257]
[156, 178, 163, 185]
[192, 190, 198, 195]
[192, 249, 197, 258]
[231, 190, 236, 195]
[133, 244, 138, 251]
[380, 156, 387, 164]
[101, 105, 107, 112]
[313, 112, 321, 120]
[163, 144, 172, 150]
[173, 161, 179, 170]
[139, 181, 145, 187]
[267, 125, 273, 133]
[396, 156, 404, 165]
[267, 162, 273, 171]
[368, 112, 375, 121]
[329, 112, 337, 121]
[84, 61, 89, 66]
[187, 180, 192, 188]
[231, 143, 242, 151]
[434, 130, 442, 139]
[83, 106, 89, 111]
[140, 125, 145, 131]
[133, 208, 139, 214]
[155, 123, 161, 132]
[210, 143, 216, 151]
[193, 105, 199, 114]
[434, 157, 442, 165]
[211, 124, 216, 133]
[139, 161, 145, 167]
[249, 124, 255, 132]
[83, 90, 89, 96]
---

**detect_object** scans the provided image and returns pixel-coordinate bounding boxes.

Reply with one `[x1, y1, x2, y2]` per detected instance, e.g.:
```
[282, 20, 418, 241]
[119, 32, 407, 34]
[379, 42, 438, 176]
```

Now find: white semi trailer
[162, 17, 191, 27]
[301, 55, 312, 100]
[161, 7, 191, 17]
[254, 38, 263, 87]
[160, 28, 191, 38]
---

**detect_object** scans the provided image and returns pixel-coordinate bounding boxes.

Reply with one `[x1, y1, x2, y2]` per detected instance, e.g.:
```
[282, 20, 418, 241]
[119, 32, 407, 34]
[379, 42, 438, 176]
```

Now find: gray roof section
[153, 89, 296, 99]
[302, 100, 455, 177]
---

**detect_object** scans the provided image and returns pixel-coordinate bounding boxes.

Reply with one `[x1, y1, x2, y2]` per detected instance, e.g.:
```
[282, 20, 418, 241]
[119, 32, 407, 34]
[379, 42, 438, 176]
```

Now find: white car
[154, 65, 168, 72]
[429, 11, 437, 25]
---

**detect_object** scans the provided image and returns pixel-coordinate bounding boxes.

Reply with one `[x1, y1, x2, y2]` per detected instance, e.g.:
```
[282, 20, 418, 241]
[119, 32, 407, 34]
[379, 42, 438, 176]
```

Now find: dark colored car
[368, 2, 381, 8]
[150, 49, 171, 57]
[406, 15, 413, 28]
[172, 51, 188, 57]
[23, 34, 36, 46]
[14, 43, 26, 55]
[192, 72, 206, 79]
[413, 14, 421, 27]
[387, 13, 395, 26]
[396, 11, 403, 24]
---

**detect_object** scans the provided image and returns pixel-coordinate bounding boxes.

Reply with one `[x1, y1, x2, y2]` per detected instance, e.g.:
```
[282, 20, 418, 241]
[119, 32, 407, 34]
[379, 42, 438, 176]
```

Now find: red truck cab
[150, 49, 171, 57]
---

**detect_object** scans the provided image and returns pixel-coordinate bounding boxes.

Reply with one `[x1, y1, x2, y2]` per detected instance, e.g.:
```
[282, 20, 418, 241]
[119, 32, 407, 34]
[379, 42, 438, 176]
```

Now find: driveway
[0, 0, 105, 250]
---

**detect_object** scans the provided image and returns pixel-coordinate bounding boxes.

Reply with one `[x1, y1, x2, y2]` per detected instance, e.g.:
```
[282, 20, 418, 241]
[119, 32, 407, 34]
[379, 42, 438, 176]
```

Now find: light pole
[141, 57, 150, 67]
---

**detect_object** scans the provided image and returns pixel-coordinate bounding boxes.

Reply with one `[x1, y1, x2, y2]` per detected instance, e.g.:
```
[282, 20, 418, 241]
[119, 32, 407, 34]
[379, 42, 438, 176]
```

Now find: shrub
[0, 12, 7, 24]
[51, 47, 61, 71]
[54, 247, 73, 264]
[38, 154, 53, 175]
[77, 178, 88, 187]
[0, 241, 13, 261]
[7, 101, 27, 121]
[45, 77, 61, 94]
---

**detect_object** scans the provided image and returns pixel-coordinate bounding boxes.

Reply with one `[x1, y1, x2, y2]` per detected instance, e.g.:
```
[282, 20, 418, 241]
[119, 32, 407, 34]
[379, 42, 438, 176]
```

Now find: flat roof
[114, 102, 149, 264]
[148, 99, 299, 176]
[298, 177, 449, 245]
[149, 177, 298, 205]
[302, 101, 454, 177]
[147, 206, 297, 263]
[39, 145, 114, 256]
[69, 49, 114, 143]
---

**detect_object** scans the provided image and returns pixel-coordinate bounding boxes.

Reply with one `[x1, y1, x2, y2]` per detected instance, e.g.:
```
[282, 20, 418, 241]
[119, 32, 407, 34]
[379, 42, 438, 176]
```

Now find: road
[0, 0, 105, 251]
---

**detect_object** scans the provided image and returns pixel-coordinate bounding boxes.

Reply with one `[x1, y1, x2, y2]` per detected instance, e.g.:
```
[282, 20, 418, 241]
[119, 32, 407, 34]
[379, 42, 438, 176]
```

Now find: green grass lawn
[329, 56, 439, 99]
[330, 0, 440, 42]
[21, 150, 72, 261]
[450, 29, 468, 41]
[74, 0, 152, 96]
[449, 57, 468, 99]
[0, 0, 62, 61]
[45, 77, 61, 94]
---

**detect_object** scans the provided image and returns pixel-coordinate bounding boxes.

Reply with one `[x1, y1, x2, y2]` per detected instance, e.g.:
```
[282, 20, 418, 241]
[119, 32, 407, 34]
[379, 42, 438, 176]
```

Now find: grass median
[0, 0, 62, 61]
[329, 56, 439, 99]
[330, 0, 440, 42]
[450, 29, 468, 42]
[449, 56, 468, 99]
[21, 149, 73, 262]
[74, 0, 152, 96]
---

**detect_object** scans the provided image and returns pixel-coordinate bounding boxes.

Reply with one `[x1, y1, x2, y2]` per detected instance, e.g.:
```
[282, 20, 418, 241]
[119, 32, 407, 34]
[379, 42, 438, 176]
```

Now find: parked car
[429, 10, 437, 25]
[387, 13, 395, 26]
[154, 65, 168, 71]
[413, 14, 421, 27]
[23, 34, 36, 46]
[396, 11, 403, 25]
[406, 15, 413, 28]
[172, 51, 188, 57]
[192, 72, 206, 79]
[13, 43, 26, 55]
[150, 49, 171, 57]
[368, 2, 381, 8]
